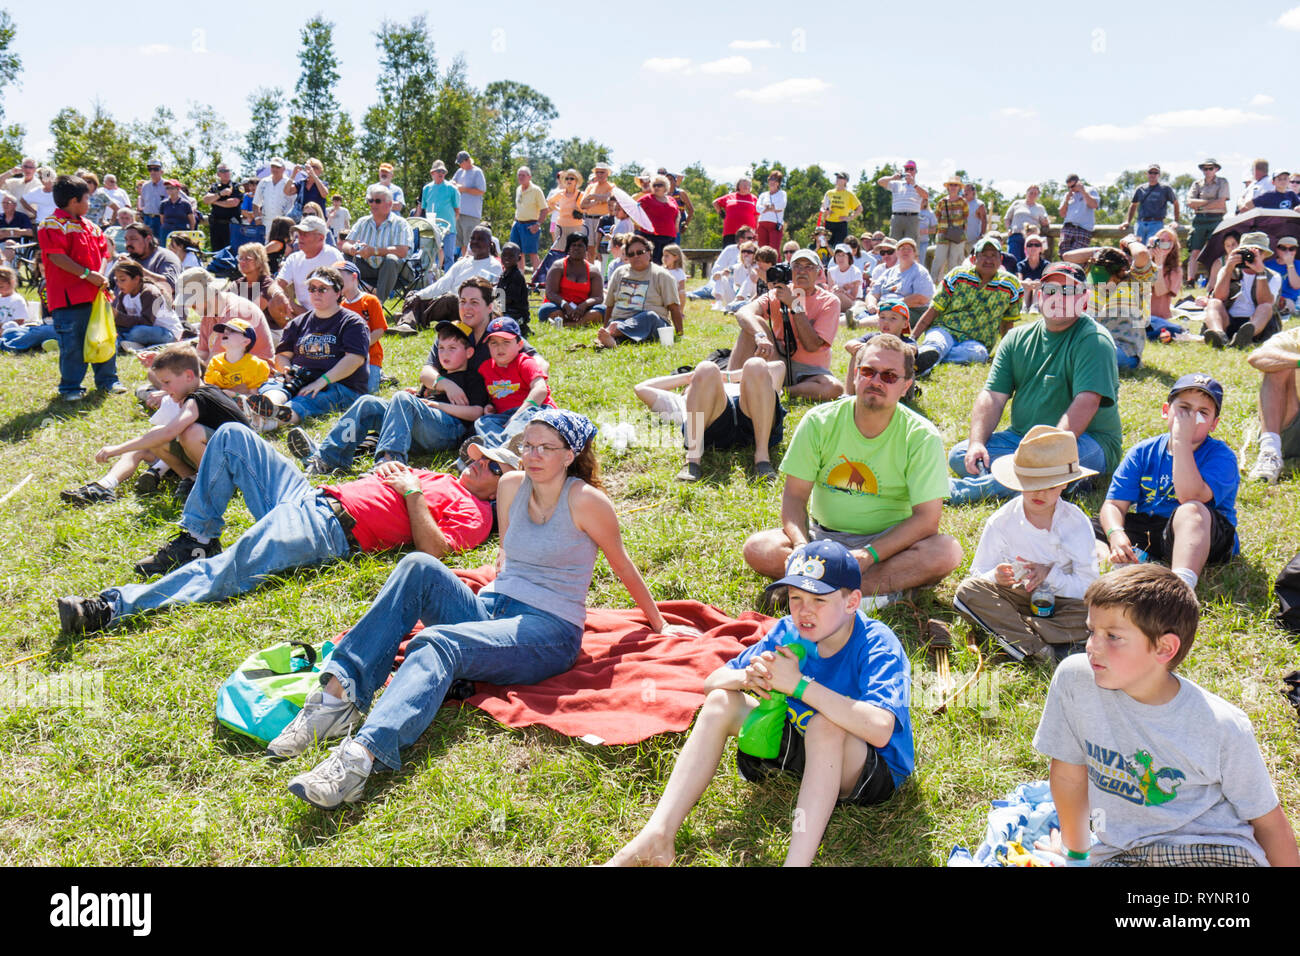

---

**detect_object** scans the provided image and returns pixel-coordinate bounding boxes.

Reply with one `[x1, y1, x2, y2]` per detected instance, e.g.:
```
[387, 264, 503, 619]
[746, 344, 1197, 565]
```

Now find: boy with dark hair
[495, 242, 530, 334]
[1095, 374, 1238, 592]
[1033, 564, 1299, 867]
[609, 540, 913, 867]
[61, 344, 249, 505]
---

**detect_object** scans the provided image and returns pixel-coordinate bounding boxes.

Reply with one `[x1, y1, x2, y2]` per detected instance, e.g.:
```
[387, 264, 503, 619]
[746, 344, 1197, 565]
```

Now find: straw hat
[991, 425, 1098, 492]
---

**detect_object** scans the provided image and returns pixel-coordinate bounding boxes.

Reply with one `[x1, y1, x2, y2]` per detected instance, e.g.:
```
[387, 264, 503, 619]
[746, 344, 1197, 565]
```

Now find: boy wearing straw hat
[954, 425, 1100, 663]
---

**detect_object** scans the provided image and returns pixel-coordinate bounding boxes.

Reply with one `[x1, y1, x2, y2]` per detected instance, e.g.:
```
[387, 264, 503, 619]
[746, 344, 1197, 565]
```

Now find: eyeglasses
[628, 248, 651, 257]
[306, 283, 334, 294]
[1025, 243, 1043, 249]
[1042, 284, 1085, 296]
[1278, 245, 1298, 252]
[473, 458, 504, 476]
[520, 442, 566, 456]
[367, 198, 386, 204]
[856, 365, 903, 384]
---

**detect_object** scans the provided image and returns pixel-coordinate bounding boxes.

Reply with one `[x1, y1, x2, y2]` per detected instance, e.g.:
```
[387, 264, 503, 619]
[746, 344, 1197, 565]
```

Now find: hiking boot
[134, 531, 222, 578]
[1202, 327, 1227, 350]
[60, 482, 117, 506]
[173, 476, 195, 504]
[914, 347, 941, 376]
[266, 689, 363, 759]
[248, 393, 294, 423]
[676, 461, 703, 482]
[134, 468, 167, 495]
[57, 595, 113, 636]
[287, 736, 372, 809]
[1248, 449, 1284, 484]
[285, 426, 319, 461]
[1230, 324, 1257, 350]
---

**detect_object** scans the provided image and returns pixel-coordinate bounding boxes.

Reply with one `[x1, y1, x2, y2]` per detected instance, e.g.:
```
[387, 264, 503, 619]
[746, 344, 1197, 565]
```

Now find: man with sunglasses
[946, 261, 1121, 505]
[743, 334, 961, 608]
[341, 185, 413, 305]
[58, 420, 515, 636]
[1266, 236, 1300, 316]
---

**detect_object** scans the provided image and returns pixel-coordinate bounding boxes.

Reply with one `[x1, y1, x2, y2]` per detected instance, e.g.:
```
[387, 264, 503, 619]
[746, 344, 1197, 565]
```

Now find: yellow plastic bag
[83, 290, 115, 364]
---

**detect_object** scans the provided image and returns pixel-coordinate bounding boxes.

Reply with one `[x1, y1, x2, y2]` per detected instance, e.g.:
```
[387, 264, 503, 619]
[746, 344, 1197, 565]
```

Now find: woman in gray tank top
[277, 409, 698, 810]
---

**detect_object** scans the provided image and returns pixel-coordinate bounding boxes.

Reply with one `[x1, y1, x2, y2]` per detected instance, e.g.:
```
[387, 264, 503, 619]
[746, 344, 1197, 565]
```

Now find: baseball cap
[903, 160, 917, 170]
[1147, 163, 1161, 173]
[789, 249, 821, 268]
[484, 316, 522, 340]
[293, 215, 328, 234]
[972, 235, 1002, 254]
[434, 319, 474, 342]
[895, 237, 917, 251]
[834, 243, 853, 256]
[1167, 373, 1224, 414]
[1039, 261, 1085, 285]
[466, 441, 520, 472]
[146, 158, 162, 169]
[878, 295, 910, 323]
[337, 260, 360, 277]
[269, 157, 285, 168]
[213, 318, 257, 346]
[164, 179, 181, 189]
[834, 171, 849, 181]
[455, 150, 471, 163]
[768, 540, 862, 596]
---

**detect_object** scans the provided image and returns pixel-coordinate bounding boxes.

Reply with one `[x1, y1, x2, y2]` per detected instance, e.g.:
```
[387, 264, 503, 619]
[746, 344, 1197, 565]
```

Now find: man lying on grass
[57, 421, 515, 636]
[608, 540, 913, 866]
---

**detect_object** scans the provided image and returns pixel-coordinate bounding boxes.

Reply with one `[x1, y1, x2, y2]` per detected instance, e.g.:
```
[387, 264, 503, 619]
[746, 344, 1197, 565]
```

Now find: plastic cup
[657, 325, 674, 346]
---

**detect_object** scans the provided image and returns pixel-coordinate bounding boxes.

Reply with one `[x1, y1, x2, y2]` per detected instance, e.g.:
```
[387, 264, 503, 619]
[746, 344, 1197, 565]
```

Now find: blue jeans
[919, 326, 990, 365]
[121, 324, 176, 346]
[1007, 233, 1025, 262]
[1115, 346, 1141, 370]
[474, 403, 543, 449]
[317, 392, 466, 468]
[439, 228, 457, 270]
[1147, 314, 1184, 339]
[1, 323, 56, 352]
[324, 552, 583, 771]
[102, 423, 350, 618]
[947, 428, 1108, 504]
[367, 363, 383, 393]
[141, 214, 161, 237]
[260, 379, 363, 422]
[53, 302, 119, 396]
[1135, 220, 1162, 244]
[537, 302, 605, 325]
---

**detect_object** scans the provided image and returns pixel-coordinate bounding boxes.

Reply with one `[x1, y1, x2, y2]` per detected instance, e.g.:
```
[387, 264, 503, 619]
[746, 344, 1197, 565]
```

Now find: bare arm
[374, 462, 450, 558]
[1058, 391, 1101, 438]
[1251, 805, 1300, 867]
[1049, 758, 1092, 857]
[779, 476, 814, 550]
[854, 498, 943, 572]
[1248, 335, 1300, 371]
[572, 483, 670, 633]
[912, 303, 938, 337]
[98, 400, 200, 459]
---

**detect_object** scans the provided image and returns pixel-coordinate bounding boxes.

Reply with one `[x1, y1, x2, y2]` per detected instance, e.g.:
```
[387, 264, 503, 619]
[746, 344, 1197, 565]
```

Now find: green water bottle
[737, 642, 808, 759]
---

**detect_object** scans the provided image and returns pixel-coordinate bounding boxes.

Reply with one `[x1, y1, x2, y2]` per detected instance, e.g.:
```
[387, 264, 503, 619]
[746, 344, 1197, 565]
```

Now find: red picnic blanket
[388, 565, 776, 745]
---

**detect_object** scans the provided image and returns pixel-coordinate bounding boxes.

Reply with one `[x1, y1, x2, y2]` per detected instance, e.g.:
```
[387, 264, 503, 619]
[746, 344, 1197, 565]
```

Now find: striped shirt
[931, 267, 1023, 350]
[347, 213, 414, 267]
[934, 196, 969, 240]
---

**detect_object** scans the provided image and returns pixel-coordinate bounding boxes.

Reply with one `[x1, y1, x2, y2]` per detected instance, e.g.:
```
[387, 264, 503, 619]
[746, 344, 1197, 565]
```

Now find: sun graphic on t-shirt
[825, 456, 878, 494]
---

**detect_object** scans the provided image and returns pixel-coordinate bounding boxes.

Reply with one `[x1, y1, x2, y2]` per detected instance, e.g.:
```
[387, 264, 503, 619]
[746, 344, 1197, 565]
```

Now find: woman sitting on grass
[272, 410, 697, 809]
[539, 232, 604, 326]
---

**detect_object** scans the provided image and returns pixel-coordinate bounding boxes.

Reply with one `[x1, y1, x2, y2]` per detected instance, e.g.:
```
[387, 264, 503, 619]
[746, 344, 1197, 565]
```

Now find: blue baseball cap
[768, 540, 862, 595]
[484, 316, 522, 340]
[337, 260, 360, 277]
[1168, 373, 1223, 414]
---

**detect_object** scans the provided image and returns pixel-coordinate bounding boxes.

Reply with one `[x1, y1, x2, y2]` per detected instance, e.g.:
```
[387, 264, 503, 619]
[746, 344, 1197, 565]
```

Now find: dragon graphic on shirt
[1122, 749, 1185, 806]
[1084, 740, 1186, 806]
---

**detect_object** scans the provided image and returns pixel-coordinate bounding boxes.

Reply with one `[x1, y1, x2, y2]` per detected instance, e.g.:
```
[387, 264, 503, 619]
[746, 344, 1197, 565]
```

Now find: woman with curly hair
[1064, 235, 1154, 370]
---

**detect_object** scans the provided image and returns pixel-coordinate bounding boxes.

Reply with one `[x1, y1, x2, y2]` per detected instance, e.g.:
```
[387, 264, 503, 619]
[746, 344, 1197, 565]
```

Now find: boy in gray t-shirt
[1032, 564, 1298, 867]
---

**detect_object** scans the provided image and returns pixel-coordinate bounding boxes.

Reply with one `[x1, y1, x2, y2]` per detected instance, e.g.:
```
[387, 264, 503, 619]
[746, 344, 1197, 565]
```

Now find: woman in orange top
[547, 169, 586, 252]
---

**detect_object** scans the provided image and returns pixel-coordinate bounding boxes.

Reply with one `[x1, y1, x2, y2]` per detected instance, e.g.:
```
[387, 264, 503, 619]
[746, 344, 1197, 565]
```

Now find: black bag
[1276, 549, 1300, 634]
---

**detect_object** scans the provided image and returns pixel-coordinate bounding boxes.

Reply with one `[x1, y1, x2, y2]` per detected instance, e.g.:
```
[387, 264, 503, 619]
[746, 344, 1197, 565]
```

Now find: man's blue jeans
[53, 302, 119, 396]
[947, 428, 1107, 504]
[317, 392, 467, 468]
[919, 326, 990, 366]
[102, 423, 349, 617]
[1136, 220, 1163, 244]
[324, 552, 583, 771]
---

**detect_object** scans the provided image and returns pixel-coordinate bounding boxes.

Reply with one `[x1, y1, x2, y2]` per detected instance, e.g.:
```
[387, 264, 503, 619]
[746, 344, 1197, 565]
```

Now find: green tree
[49, 102, 149, 183]
[242, 87, 284, 173]
[359, 16, 439, 205]
[0, 10, 21, 124]
[285, 15, 344, 164]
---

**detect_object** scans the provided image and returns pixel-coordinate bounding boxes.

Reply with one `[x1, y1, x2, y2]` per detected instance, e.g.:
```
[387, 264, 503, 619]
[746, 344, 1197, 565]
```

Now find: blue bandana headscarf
[534, 409, 597, 453]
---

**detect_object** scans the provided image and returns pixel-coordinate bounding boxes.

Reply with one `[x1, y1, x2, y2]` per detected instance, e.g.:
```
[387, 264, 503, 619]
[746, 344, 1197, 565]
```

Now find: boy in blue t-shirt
[608, 540, 913, 867]
[1094, 374, 1238, 592]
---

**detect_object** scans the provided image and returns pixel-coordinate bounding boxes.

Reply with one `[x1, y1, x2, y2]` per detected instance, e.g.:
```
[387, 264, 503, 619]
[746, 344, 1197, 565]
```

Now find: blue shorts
[510, 220, 541, 255]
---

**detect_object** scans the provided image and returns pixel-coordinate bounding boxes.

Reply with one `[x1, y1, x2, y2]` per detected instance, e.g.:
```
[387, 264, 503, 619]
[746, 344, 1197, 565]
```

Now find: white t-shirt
[757, 189, 786, 226]
[25, 189, 56, 225]
[277, 246, 345, 305]
[1006, 200, 1048, 236]
[826, 263, 863, 291]
[0, 291, 29, 327]
[327, 207, 351, 235]
[1229, 269, 1283, 318]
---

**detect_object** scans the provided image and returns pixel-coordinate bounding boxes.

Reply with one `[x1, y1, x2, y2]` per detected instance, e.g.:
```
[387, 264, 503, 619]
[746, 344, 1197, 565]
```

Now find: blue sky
[12, 0, 1298, 204]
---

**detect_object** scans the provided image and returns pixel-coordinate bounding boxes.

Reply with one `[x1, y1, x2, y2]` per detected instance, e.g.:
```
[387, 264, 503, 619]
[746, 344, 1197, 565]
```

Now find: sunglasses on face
[1042, 283, 1085, 296]
[1279, 245, 1298, 252]
[307, 283, 334, 294]
[857, 365, 903, 384]
[628, 248, 651, 256]
[367, 198, 385, 204]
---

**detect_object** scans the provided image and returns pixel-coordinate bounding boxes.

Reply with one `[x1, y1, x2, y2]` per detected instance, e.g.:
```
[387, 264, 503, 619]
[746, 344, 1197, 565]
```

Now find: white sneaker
[266, 689, 362, 759]
[287, 736, 372, 810]
[862, 591, 903, 612]
[1248, 449, 1284, 484]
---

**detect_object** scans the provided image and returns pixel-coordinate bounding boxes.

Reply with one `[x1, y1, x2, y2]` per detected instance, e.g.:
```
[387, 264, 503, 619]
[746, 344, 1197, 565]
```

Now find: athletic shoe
[393, 323, 420, 337]
[1248, 449, 1284, 484]
[103, 382, 128, 395]
[266, 690, 363, 759]
[59, 390, 86, 403]
[57, 595, 113, 636]
[356, 433, 380, 456]
[1202, 328, 1227, 350]
[914, 347, 941, 376]
[303, 456, 337, 477]
[1230, 324, 1257, 350]
[676, 462, 702, 482]
[248, 393, 294, 423]
[287, 736, 372, 809]
[752, 461, 778, 482]
[60, 482, 117, 506]
[134, 531, 222, 578]
[41, 338, 59, 353]
[285, 426, 319, 461]
[173, 476, 195, 504]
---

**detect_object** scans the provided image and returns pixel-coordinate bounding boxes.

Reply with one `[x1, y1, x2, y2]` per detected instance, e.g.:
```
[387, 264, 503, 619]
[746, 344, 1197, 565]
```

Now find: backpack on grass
[215, 639, 335, 744]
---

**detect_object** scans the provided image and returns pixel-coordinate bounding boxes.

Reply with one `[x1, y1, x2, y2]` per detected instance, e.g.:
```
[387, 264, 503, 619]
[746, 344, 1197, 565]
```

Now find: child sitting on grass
[954, 425, 1100, 664]
[1033, 564, 1300, 867]
[1094, 374, 1237, 593]
[338, 261, 387, 393]
[842, 295, 916, 393]
[203, 318, 269, 397]
[473, 316, 555, 449]
[496, 242, 531, 335]
[609, 540, 913, 867]
[60, 344, 249, 505]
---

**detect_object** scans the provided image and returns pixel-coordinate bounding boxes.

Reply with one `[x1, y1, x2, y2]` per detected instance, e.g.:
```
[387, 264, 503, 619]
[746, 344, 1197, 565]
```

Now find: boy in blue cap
[1095, 374, 1238, 592]
[473, 315, 555, 448]
[608, 540, 913, 867]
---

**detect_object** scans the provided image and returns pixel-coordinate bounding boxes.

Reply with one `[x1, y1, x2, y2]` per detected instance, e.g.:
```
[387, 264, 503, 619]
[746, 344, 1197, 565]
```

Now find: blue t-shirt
[421, 180, 460, 224]
[1017, 257, 1047, 281]
[1253, 190, 1300, 211]
[1266, 260, 1300, 303]
[1106, 433, 1239, 550]
[1132, 184, 1176, 220]
[726, 610, 914, 786]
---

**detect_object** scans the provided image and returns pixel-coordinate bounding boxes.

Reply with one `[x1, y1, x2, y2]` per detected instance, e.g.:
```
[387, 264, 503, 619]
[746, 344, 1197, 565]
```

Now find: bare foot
[595, 328, 617, 349]
[605, 828, 675, 867]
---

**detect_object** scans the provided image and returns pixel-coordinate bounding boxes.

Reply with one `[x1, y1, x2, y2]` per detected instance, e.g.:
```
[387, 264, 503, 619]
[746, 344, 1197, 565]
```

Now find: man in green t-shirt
[743, 335, 963, 608]
[947, 261, 1121, 505]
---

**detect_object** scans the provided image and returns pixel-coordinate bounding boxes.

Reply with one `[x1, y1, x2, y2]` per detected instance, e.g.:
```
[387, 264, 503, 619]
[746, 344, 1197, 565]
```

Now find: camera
[1240, 249, 1256, 265]
[767, 262, 793, 285]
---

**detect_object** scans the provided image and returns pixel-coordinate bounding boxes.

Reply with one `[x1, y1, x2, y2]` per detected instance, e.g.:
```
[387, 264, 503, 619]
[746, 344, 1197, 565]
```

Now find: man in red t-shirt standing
[38, 174, 119, 400]
[57, 421, 517, 635]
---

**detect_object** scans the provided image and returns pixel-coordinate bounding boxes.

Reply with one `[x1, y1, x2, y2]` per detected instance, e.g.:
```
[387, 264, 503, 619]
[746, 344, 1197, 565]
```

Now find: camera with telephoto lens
[767, 262, 793, 285]
[1239, 249, 1256, 265]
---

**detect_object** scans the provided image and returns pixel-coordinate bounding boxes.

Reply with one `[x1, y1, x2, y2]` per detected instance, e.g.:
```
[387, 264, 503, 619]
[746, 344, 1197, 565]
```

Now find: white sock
[191, 533, 212, 545]
[1172, 567, 1199, 591]
[97, 476, 119, 490]
[342, 737, 373, 770]
[150, 461, 170, 476]
[1260, 432, 1282, 457]
[320, 688, 343, 705]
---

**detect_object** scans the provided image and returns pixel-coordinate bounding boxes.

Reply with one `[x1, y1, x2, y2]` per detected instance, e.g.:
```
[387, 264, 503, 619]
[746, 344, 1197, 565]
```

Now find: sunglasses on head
[307, 283, 335, 293]
[857, 365, 902, 384]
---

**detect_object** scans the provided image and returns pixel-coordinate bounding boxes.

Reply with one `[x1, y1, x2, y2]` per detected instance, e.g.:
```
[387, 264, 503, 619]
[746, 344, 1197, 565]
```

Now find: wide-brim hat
[990, 425, 1098, 492]
[1198, 158, 1221, 171]
[1239, 231, 1273, 257]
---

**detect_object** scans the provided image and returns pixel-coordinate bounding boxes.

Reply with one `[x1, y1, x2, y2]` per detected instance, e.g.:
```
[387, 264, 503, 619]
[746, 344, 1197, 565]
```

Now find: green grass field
[1, 283, 1297, 866]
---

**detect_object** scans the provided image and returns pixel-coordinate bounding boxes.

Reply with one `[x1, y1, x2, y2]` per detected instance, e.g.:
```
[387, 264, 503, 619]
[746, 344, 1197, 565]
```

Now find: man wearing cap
[395, 225, 502, 334]
[1122, 165, 1180, 245]
[1202, 231, 1282, 349]
[57, 421, 511, 636]
[341, 185, 413, 304]
[730, 248, 843, 402]
[743, 333, 962, 607]
[511, 167, 548, 275]
[930, 177, 969, 283]
[418, 160, 459, 270]
[1266, 236, 1300, 316]
[913, 235, 1023, 368]
[1058, 175, 1101, 255]
[581, 163, 615, 264]
[1185, 159, 1229, 283]
[253, 159, 296, 226]
[157, 180, 197, 246]
[876, 163, 928, 247]
[819, 173, 861, 246]
[1246, 325, 1300, 483]
[369, 163, 405, 213]
[946, 261, 1120, 505]
[452, 151, 487, 255]
[201, 164, 243, 253]
[863, 237, 934, 319]
[1244, 170, 1300, 212]
[278, 215, 344, 313]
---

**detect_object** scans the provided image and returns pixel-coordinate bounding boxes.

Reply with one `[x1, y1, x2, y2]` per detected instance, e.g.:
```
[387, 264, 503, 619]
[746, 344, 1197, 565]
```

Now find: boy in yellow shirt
[204, 319, 270, 396]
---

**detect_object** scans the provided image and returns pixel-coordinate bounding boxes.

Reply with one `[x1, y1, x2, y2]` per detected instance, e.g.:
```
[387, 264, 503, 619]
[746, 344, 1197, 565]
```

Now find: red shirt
[323, 471, 492, 554]
[713, 192, 759, 236]
[39, 209, 110, 310]
[478, 352, 553, 414]
[637, 195, 679, 237]
[343, 292, 386, 366]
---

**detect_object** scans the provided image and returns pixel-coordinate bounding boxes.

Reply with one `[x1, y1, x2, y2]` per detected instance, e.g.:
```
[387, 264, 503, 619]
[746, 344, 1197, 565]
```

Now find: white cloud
[998, 107, 1037, 119]
[641, 57, 690, 73]
[1074, 123, 1154, 142]
[705, 163, 752, 184]
[736, 77, 830, 103]
[698, 56, 751, 75]
[729, 39, 777, 50]
[1250, 93, 1274, 106]
[138, 44, 173, 56]
[1278, 5, 1300, 29]
[1145, 107, 1270, 127]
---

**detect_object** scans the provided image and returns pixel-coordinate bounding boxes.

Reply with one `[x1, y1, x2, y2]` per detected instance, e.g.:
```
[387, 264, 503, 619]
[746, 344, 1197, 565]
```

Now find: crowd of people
[10, 144, 1300, 867]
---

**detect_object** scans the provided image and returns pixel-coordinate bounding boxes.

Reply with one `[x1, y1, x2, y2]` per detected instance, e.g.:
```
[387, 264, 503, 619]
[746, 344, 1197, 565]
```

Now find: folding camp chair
[378, 218, 430, 317]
